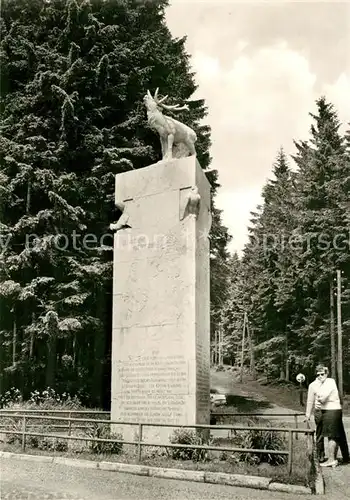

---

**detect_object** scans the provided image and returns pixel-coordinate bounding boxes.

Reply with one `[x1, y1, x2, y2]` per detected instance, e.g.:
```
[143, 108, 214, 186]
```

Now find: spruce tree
[0, 0, 229, 405]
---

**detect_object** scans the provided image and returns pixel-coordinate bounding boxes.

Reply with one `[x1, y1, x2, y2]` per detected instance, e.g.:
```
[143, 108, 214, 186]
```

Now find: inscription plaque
[116, 355, 188, 424]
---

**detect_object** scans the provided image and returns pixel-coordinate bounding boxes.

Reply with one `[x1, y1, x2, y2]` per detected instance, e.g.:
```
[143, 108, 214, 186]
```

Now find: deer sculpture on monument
[143, 88, 197, 161]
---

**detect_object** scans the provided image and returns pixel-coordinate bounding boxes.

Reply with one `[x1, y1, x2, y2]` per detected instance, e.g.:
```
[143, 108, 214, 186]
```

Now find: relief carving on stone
[110, 199, 132, 232]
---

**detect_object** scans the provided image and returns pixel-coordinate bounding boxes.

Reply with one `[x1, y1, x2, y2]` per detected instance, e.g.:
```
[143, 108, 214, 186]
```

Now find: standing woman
[315, 366, 349, 467]
[305, 366, 326, 462]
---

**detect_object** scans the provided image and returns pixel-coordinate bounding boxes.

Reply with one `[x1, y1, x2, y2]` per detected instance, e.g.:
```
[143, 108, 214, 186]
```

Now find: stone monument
[110, 90, 211, 442]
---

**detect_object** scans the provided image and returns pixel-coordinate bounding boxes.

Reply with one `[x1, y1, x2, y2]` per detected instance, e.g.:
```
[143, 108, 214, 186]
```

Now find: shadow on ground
[225, 394, 273, 413]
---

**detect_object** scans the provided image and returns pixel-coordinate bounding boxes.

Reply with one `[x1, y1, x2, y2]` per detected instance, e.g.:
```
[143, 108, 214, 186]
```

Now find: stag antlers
[147, 88, 189, 112]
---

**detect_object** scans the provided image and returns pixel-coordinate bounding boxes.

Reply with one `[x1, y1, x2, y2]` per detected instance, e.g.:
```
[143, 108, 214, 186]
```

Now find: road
[0, 456, 315, 500]
[211, 368, 350, 498]
[211, 370, 350, 428]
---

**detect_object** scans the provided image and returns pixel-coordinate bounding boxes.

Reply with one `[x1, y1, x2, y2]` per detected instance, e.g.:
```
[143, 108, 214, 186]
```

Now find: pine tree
[237, 149, 297, 379]
[0, 0, 229, 405]
[291, 97, 348, 374]
[232, 99, 350, 386]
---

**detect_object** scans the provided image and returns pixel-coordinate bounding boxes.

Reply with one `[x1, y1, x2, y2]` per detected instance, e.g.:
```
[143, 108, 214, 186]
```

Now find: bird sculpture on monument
[109, 201, 131, 231]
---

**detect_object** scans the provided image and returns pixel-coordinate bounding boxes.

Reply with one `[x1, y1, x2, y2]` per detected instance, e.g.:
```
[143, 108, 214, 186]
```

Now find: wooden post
[68, 411, 72, 436]
[294, 414, 299, 441]
[137, 423, 143, 462]
[299, 382, 304, 406]
[219, 324, 223, 365]
[239, 313, 246, 383]
[287, 430, 293, 476]
[21, 416, 26, 452]
[12, 317, 17, 365]
[330, 278, 336, 378]
[336, 270, 343, 399]
[246, 317, 256, 379]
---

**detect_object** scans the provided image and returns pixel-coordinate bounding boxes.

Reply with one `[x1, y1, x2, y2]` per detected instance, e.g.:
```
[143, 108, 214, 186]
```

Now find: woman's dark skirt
[321, 409, 343, 439]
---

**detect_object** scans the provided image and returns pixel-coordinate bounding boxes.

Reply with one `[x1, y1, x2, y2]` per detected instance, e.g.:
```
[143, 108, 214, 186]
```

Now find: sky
[165, 0, 350, 254]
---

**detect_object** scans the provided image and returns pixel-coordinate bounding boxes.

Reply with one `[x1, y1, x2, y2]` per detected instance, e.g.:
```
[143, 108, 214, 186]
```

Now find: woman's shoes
[320, 460, 338, 468]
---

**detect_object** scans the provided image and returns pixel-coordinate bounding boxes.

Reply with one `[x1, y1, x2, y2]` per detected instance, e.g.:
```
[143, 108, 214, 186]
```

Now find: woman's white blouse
[316, 377, 341, 410]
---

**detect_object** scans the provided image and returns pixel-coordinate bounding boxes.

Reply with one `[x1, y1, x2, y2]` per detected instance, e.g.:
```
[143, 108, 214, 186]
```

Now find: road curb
[314, 463, 325, 495]
[268, 482, 312, 495]
[148, 466, 205, 482]
[204, 471, 271, 489]
[0, 451, 313, 495]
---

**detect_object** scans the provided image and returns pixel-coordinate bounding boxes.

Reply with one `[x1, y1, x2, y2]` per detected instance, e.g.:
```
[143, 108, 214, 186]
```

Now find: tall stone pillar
[111, 156, 211, 441]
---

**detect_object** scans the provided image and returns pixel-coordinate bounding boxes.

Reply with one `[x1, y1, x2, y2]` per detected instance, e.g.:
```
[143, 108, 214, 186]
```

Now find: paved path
[322, 465, 350, 500]
[0, 457, 311, 500]
[210, 369, 350, 497]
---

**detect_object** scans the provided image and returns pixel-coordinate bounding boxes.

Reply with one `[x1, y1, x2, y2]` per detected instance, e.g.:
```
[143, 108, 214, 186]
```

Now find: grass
[0, 424, 313, 487]
[0, 372, 319, 488]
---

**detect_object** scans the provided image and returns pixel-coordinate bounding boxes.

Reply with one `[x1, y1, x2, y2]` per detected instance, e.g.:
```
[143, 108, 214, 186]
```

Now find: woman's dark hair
[315, 364, 328, 375]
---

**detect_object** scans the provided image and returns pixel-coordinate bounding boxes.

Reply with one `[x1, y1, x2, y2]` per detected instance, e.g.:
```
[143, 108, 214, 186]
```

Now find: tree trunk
[239, 313, 246, 383]
[26, 177, 31, 214]
[29, 314, 35, 359]
[247, 320, 256, 379]
[0, 331, 3, 395]
[285, 335, 290, 381]
[73, 333, 77, 369]
[45, 337, 57, 388]
[29, 333, 34, 358]
[12, 317, 17, 365]
[92, 334, 104, 407]
[330, 278, 336, 378]
[92, 290, 106, 407]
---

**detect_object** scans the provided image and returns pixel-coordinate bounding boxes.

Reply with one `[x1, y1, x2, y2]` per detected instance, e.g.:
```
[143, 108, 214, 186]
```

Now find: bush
[2, 418, 69, 452]
[37, 436, 68, 452]
[233, 424, 287, 465]
[28, 388, 83, 409]
[0, 387, 22, 408]
[215, 365, 225, 372]
[88, 424, 123, 455]
[169, 428, 211, 462]
[4, 418, 22, 445]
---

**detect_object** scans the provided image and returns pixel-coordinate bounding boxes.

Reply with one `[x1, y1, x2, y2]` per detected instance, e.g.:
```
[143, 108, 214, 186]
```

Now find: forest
[0, 0, 349, 408]
[220, 103, 350, 391]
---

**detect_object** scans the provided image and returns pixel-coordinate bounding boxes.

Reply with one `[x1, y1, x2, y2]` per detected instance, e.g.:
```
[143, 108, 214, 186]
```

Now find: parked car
[210, 389, 227, 406]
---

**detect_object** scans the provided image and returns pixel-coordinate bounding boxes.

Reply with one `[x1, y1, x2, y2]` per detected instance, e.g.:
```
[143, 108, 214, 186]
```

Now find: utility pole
[218, 325, 222, 366]
[239, 312, 247, 383]
[336, 270, 343, 399]
[211, 340, 215, 365]
[220, 324, 224, 365]
[330, 277, 336, 378]
[246, 316, 256, 379]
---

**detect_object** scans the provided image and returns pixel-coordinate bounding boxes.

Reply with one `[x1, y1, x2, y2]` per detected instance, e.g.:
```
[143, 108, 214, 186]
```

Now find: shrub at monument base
[4, 421, 69, 452]
[169, 429, 212, 462]
[88, 424, 123, 455]
[234, 428, 287, 465]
